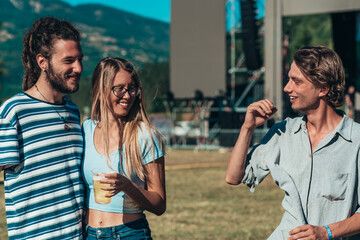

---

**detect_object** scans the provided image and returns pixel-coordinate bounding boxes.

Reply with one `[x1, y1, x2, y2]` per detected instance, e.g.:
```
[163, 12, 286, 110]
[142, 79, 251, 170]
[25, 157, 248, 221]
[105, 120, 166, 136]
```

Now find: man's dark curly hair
[293, 46, 345, 108]
[22, 17, 81, 91]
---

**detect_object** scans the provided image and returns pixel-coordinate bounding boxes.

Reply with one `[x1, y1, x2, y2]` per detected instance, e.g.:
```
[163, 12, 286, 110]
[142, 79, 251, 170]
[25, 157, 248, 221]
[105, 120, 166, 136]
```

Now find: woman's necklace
[34, 84, 71, 131]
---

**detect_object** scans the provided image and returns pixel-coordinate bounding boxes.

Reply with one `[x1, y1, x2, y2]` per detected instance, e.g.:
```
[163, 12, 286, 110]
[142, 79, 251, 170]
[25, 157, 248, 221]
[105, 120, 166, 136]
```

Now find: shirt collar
[293, 115, 306, 134]
[335, 112, 352, 142]
[293, 110, 352, 142]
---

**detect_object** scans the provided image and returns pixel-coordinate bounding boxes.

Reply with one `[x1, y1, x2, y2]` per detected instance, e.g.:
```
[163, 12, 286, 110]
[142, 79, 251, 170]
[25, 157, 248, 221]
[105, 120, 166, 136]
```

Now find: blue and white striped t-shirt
[0, 93, 84, 240]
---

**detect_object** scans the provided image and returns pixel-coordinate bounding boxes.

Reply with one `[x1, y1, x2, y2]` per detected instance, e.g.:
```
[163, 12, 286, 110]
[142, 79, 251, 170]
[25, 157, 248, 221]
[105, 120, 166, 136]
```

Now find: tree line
[0, 14, 333, 115]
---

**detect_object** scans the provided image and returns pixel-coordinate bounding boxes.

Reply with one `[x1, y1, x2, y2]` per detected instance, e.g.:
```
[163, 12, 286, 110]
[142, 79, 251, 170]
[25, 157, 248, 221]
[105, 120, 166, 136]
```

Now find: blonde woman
[81, 57, 166, 239]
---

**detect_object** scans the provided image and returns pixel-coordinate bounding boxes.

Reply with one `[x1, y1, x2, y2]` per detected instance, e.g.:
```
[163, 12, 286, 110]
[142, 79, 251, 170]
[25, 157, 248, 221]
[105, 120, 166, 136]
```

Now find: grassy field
[0, 149, 284, 240]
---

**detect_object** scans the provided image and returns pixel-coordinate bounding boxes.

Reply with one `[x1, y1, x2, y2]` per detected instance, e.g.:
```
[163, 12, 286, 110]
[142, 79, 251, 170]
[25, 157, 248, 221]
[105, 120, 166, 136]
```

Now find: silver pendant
[64, 124, 70, 131]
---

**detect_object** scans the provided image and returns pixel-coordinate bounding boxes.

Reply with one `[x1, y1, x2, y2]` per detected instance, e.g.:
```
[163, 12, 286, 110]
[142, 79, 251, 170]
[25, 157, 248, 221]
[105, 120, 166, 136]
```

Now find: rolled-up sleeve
[242, 123, 282, 192]
[0, 118, 19, 168]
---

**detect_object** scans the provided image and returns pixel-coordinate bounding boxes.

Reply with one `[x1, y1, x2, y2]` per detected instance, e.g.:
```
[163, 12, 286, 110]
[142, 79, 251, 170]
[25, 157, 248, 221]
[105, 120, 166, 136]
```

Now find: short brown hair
[293, 46, 345, 108]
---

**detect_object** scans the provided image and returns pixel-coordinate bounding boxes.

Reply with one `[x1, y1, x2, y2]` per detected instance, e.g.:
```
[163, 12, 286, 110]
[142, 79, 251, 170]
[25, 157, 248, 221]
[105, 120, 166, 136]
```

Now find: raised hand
[242, 99, 277, 130]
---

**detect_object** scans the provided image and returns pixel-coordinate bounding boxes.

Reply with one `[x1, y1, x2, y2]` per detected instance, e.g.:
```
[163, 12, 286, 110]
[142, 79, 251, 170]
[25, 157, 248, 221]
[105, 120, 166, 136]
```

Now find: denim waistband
[84, 217, 151, 238]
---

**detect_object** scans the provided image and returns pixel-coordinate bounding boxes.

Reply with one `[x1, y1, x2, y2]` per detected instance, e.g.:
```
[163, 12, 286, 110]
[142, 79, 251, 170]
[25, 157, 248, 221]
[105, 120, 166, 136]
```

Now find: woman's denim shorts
[84, 217, 152, 240]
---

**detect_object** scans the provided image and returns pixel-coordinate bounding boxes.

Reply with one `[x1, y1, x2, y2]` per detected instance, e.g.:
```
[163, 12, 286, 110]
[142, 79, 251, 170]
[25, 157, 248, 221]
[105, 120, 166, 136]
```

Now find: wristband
[324, 225, 333, 240]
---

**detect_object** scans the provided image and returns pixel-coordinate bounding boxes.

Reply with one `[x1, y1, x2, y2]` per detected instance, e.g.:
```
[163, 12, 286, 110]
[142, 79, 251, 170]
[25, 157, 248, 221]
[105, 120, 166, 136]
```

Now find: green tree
[0, 22, 4, 97]
[0, 58, 3, 95]
[138, 61, 169, 113]
[283, 14, 332, 64]
[69, 75, 92, 121]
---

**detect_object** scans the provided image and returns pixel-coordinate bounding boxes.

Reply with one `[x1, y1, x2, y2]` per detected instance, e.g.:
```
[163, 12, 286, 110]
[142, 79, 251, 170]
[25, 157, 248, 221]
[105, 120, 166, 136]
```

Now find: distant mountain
[0, 0, 169, 98]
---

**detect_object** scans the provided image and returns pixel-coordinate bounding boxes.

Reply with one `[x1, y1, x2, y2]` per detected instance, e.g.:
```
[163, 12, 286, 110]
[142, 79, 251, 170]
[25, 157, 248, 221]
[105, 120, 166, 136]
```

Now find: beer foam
[93, 175, 105, 181]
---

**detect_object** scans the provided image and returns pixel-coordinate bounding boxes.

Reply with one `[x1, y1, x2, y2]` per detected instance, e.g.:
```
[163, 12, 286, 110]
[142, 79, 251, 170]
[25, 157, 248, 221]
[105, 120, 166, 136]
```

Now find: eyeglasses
[111, 86, 141, 98]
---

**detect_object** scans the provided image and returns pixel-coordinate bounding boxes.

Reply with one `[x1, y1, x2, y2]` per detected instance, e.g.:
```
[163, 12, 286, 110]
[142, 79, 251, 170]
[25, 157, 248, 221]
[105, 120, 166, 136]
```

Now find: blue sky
[60, 0, 265, 30]
[226, 0, 265, 30]
[60, 0, 171, 23]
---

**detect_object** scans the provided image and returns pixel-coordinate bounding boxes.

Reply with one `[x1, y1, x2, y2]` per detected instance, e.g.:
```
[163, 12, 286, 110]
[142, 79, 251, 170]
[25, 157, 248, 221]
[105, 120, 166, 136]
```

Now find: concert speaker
[331, 12, 356, 87]
[218, 112, 245, 147]
[240, 0, 262, 70]
[332, 12, 359, 122]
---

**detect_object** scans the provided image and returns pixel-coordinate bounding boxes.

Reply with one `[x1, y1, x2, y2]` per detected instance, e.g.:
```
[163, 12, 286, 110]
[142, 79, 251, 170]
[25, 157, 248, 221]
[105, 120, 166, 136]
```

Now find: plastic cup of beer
[92, 169, 113, 204]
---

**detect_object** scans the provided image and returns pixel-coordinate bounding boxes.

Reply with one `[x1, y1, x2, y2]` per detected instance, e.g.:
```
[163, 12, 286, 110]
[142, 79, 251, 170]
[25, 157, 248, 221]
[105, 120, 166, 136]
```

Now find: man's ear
[319, 86, 329, 97]
[36, 54, 48, 71]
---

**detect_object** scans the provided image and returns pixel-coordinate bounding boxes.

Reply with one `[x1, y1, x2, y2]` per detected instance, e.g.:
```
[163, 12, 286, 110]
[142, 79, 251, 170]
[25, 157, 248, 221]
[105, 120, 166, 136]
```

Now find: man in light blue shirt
[226, 46, 360, 239]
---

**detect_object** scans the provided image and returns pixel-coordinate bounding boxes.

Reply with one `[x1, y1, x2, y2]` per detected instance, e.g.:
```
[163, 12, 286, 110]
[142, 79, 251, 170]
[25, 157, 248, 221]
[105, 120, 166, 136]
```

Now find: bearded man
[0, 17, 84, 239]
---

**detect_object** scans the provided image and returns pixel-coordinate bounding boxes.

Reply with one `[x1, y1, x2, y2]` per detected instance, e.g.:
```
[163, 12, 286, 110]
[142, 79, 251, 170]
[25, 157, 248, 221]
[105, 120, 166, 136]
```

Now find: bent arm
[225, 99, 277, 185]
[106, 157, 166, 216]
[225, 126, 254, 185]
[329, 212, 360, 238]
[127, 157, 166, 215]
[290, 213, 360, 239]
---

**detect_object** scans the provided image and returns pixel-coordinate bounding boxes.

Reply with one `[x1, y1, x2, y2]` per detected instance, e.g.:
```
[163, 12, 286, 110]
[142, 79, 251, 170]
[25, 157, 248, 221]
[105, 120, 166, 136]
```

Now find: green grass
[148, 149, 284, 239]
[0, 150, 284, 240]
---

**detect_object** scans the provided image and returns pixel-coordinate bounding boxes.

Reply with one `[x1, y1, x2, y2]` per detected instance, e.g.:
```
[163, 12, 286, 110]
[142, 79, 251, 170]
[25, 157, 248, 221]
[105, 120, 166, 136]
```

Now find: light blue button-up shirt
[242, 113, 360, 240]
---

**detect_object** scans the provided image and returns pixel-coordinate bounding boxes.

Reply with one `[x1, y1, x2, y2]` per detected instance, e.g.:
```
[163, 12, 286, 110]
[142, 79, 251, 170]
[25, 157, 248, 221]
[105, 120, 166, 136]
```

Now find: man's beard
[45, 63, 80, 94]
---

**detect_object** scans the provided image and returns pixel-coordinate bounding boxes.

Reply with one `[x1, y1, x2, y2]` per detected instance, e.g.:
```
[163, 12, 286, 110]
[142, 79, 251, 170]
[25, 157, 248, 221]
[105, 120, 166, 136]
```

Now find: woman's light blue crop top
[81, 118, 165, 213]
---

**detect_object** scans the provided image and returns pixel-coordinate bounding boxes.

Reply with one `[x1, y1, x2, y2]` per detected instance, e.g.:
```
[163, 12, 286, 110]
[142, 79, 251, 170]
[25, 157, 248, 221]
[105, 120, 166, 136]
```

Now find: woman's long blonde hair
[91, 57, 164, 181]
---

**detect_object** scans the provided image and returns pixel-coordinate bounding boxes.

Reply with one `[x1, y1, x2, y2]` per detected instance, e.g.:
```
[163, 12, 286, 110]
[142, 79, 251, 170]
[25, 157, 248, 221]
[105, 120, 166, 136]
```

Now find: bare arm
[225, 99, 277, 185]
[330, 213, 360, 238]
[289, 213, 360, 239]
[102, 156, 166, 216]
[225, 125, 255, 185]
